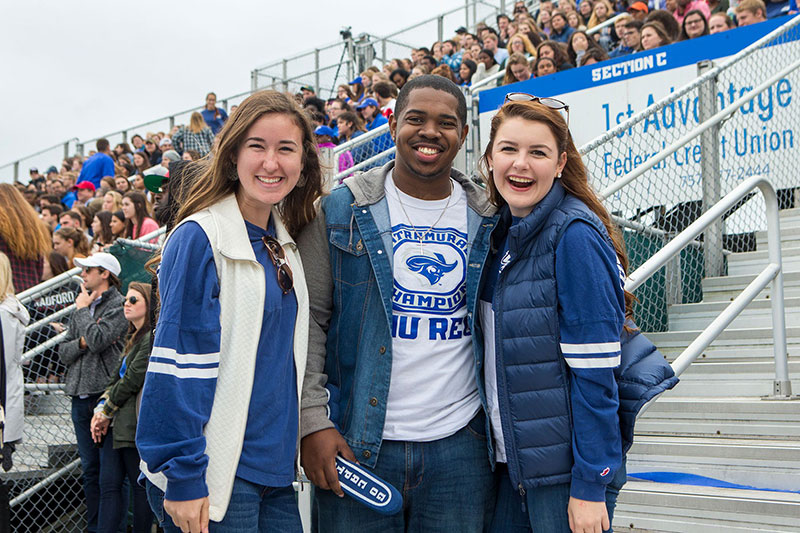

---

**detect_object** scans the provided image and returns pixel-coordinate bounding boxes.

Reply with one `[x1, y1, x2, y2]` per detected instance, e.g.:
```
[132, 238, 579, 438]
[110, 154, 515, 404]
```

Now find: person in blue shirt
[549, 10, 577, 43]
[136, 90, 324, 533]
[77, 138, 116, 189]
[478, 95, 632, 533]
[356, 98, 395, 165]
[200, 92, 229, 135]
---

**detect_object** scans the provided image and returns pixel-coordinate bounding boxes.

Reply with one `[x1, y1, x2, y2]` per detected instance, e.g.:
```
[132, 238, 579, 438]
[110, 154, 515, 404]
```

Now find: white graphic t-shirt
[382, 173, 480, 441]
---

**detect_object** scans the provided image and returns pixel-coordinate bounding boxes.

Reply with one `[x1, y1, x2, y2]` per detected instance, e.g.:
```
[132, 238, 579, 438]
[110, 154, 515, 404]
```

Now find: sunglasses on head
[124, 295, 139, 305]
[262, 236, 294, 294]
[503, 93, 570, 127]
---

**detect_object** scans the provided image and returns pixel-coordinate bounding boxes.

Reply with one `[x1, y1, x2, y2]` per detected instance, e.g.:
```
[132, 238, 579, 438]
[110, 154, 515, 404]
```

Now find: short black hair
[625, 20, 644, 31]
[395, 75, 467, 127]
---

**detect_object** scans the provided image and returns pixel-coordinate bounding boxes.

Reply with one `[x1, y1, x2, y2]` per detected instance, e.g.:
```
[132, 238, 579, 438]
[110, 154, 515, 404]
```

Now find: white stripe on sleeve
[564, 355, 621, 369]
[560, 341, 621, 354]
[147, 361, 219, 379]
[150, 346, 220, 366]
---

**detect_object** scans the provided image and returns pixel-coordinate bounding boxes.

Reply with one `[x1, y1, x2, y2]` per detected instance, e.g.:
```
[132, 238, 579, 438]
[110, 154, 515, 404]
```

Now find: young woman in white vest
[136, 90, 324, 533]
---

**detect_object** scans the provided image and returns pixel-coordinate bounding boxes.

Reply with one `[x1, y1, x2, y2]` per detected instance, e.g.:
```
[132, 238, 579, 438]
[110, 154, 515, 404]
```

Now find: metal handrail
[0, 138, 78, 171]
[333, 123, 391, 155]
[333, 147, 398, 183]
[625, 175, 790, 397]
[599, 54, 800, 200]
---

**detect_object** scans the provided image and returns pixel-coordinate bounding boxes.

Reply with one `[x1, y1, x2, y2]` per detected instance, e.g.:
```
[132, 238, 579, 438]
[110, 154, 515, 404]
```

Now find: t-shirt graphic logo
[406, 253, 457, 285]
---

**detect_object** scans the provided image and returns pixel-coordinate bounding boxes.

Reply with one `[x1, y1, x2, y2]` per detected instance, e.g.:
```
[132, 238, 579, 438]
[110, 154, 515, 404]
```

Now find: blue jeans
[313, 411, 495, 532]
[489, 459, 627, 532]
[146, 477, 302, 532]
[98, 427, 152, 533]
[71, 394, 102, 533]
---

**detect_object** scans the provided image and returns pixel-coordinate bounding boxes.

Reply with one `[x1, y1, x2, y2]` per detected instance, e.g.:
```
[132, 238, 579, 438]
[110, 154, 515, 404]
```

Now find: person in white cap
[58, 252, 128, 533]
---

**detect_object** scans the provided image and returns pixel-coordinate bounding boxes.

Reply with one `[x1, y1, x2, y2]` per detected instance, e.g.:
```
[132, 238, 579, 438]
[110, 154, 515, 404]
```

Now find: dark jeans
[489, 458, 627, 532]
[313, 411, 495, 532]
[146, 477, 302, 532]
[98, 427, 152, 533]
[71, 394, 102, 533]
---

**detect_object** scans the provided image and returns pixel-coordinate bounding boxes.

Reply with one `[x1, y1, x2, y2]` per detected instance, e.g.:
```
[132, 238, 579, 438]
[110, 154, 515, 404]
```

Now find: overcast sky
[1, 0, 487, 182]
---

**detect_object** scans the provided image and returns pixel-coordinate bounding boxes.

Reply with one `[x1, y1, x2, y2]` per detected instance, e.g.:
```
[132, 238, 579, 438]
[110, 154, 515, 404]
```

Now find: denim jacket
[298, 162, 498, 467]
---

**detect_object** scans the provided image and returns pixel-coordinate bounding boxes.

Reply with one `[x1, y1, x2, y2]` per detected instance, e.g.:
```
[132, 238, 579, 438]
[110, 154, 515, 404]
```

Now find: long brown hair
[124, 281, 151, 355]
[55, 227, 91, 258]
[188, 111, 206, 134]
[175, 89, 324, 238]
[123, 191, 151, 238]
[0, 183, 51, 260]
[479, 100, 635, 322]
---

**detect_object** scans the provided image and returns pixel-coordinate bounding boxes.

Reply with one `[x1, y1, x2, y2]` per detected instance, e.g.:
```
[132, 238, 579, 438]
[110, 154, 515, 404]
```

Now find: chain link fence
[578, 16, 800, 332]
[3, 228, 163, 532]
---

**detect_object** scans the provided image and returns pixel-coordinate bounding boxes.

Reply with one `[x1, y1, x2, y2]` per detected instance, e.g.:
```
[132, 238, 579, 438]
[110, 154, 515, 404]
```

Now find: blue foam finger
[335, 456, 403, 515]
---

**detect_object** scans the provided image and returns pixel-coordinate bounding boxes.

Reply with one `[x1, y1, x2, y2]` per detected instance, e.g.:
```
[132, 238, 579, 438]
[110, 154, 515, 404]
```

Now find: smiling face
[115, 177, 130, 192]
[510, 38, 525, 53]
[234, 113, 303, 227]
[389, 87, 467, 194]
[459, 63, 472, 81]
[551, 14, 566, 31]
[488, 117, 566, 218]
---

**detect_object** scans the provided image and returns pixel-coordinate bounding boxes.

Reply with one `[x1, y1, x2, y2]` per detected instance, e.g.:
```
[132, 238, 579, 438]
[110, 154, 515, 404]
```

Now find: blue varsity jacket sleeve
[555, 221, 625, 502]
[136, 221, 222, 502]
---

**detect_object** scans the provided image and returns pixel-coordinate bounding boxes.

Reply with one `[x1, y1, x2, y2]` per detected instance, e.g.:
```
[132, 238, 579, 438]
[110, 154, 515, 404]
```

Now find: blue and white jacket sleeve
[555, 221, 625, 502]
[136, 222, 221, 502]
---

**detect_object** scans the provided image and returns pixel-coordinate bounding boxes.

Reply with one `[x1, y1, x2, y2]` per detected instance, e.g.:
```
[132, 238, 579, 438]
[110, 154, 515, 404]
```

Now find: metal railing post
[76, 143, 84, 157]
[63, 141, 70, 160]
[282, 59, 289, 92]
[381, 39, 387, 65]
[169, 116, 175, 131]
[471, 94, 481, 174]
[698, 60, 724, 279]
[222, 99, 229, 112]
[438, 15, 444, 44]
[13, 161, 19, 183]
[315, 49, 320, 95]
[121, 131, 127, 144]
[465, 0, 470, 28]
[319, 146, 336, 188]
[251, 70, 258, 93]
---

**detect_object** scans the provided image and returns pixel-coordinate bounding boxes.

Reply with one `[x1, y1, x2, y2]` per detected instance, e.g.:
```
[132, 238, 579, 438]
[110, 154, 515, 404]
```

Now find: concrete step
[669, 360, 800, 397]
[756, 227, 800, 249]
[614, 480, 800, 532]
[636, 396, 800, 440]
[667, 297, 800, 330]
[645, 326, 800, 349]
[727, 246, 800, 276]
[702, 271, 800, 302]
[627, 436, 800, 492]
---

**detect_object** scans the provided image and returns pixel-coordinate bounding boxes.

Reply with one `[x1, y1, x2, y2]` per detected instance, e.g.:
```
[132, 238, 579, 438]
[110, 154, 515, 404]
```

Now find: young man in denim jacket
[298, 75, 498, 531]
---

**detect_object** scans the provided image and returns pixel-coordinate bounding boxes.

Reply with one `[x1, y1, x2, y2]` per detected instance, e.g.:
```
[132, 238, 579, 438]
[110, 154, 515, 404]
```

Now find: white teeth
[508, 176, 534, 184]
[257, 176, 281, 184]
[416, 146, 438, 155]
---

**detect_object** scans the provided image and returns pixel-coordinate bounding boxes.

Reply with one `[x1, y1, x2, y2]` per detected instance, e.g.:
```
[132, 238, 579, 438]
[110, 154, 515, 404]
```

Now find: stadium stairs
[615, 207, 800, 533]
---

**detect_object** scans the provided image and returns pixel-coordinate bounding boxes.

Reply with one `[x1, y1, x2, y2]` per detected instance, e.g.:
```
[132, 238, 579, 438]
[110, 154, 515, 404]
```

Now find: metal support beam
[698, 60, 724, 278]
[121, 131, 127, 144]
[282, 59, 289, 92]
[169, 116, 175, 131]
[251, 70, 258, 93]
[63, 141, 70, 160]
[13, 161, 19, 183]
[437, 15, 444, 44]
[315, 49, 320, 95]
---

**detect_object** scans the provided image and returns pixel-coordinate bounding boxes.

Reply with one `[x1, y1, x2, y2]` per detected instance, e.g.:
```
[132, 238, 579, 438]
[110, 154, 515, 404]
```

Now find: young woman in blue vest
[136, 90, 324, 533]
[479, 96, 633, 533]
